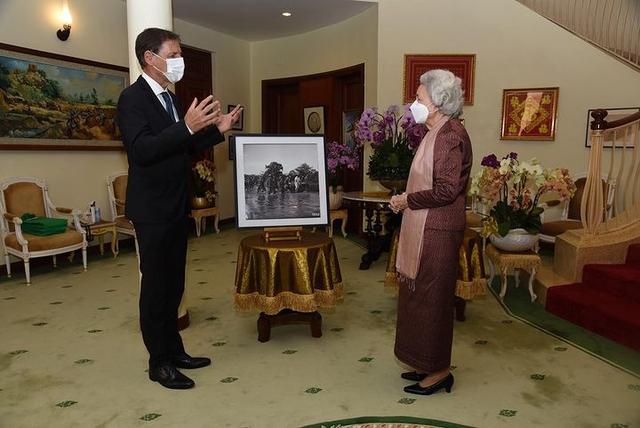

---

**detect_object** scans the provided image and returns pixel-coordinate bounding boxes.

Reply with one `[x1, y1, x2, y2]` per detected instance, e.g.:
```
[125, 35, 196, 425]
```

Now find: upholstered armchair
[0, 177, 87, 285]
[106, 172, 138, 254]
[539, 174, 616, 244]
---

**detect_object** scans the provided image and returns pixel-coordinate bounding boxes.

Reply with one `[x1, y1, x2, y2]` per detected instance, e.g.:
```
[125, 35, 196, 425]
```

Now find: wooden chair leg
[4, 254, 11, 278]
[52, 255, 57, 268]
[341, 216, 347, 238]
[214, 214, 220, 233]
[82, 247, 88, 271]
[24, 260, 31, 285]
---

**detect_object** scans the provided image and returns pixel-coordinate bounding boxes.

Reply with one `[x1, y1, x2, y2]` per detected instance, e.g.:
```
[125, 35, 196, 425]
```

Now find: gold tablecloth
[234, 232, 343, 315]
[385, 228, 487, 300]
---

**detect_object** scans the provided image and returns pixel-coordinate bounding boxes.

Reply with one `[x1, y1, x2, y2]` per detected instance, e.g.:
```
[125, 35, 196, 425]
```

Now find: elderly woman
[389, 69, 472, 396]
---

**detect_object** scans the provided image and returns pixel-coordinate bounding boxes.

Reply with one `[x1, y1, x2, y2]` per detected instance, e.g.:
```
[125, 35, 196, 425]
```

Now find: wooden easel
[262, 226, 303, 242]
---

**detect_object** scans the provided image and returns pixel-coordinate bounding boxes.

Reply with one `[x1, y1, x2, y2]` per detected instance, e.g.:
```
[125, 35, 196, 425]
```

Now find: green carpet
[488, 277, 640, 377]
[302, 415, 475, 428]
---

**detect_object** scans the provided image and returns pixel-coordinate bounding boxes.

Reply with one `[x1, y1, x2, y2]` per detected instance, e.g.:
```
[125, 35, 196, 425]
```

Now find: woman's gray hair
[420, 69, 464, 118]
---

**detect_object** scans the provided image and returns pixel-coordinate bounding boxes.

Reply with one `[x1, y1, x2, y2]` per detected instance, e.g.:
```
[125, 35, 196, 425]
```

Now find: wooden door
[175, 45, 213, 161]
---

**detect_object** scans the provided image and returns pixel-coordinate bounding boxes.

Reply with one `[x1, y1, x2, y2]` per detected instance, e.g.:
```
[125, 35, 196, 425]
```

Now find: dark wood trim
[0, 42, 128, 72]
[262, 63, 364, 87]
[591, 108, 640, 130]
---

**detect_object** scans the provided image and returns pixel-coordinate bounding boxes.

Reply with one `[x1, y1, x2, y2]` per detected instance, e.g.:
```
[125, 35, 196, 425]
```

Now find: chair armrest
[114, 198, 126, 207]
[540, 199, 566, 223]
[55, 206, 73, 214]
[2, 214, 28, 246]
[70, 209, 87, 237]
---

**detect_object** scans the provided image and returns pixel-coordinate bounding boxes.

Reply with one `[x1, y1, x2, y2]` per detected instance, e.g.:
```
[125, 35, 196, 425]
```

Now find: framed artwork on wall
[403, 54, 475, 105]
[0, 43, 129, 150]
[585, 107, 639, 147]
[342, 109, 361, 146]
[233, 134, 329, 228]
[500, 87, 559, 141]
[227, 104, 244, 131]
[303, 106, 325, 135]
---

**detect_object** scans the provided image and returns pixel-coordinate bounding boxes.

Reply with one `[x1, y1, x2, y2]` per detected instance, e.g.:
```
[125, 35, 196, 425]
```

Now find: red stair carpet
[546, 244, 640, 351]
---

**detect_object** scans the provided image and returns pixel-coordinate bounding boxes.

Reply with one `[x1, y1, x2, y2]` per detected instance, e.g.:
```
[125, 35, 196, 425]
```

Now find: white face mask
[410, 100, 430, 124]
[150, 51, 185, 84]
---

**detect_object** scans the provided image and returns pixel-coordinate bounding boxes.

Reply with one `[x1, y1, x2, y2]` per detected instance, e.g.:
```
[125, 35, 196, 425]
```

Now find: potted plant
[326, 140, 360, 210]
[191, 159, 216, 209]
[354, 104, 427, 194]
[468, 152, 576, 251]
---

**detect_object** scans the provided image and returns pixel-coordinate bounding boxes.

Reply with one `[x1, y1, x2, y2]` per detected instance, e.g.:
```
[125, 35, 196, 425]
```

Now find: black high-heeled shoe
[403, 373, 454, 395]
[401, 371, 428, 382]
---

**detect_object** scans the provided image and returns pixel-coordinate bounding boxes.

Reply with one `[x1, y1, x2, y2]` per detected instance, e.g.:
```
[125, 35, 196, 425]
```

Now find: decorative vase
[191, 196, 213, 210]
[378, 179, 407, 196]
[328, 185, 344, 210]
[489, 228, 539, 252]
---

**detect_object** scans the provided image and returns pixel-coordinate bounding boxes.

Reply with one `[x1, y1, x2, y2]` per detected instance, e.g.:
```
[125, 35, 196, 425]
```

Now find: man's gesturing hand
[215, 104, 243, 134]
[184, 95, 221, 133]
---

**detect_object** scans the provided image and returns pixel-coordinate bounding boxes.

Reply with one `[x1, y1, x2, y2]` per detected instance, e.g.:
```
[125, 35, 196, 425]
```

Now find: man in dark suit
[116, 28, 241, 390]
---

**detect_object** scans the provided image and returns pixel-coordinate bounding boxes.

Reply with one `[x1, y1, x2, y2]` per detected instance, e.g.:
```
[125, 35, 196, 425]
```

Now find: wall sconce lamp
[56, 0, 72, 41]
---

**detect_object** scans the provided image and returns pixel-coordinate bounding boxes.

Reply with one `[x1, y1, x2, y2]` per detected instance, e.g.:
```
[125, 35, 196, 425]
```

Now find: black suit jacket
[116, 75, 224, 223]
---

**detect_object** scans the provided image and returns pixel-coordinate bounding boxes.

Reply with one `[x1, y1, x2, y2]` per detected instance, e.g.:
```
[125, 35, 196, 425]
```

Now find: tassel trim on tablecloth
[234, 282, 344, 315]
[384, 273, 487, 300]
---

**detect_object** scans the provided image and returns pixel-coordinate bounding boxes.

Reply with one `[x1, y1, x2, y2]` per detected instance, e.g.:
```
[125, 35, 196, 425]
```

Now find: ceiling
[172, 0, 377, 41]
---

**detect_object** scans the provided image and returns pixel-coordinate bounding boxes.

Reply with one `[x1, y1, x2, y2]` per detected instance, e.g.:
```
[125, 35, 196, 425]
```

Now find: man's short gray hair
[420, 69, 464, 118]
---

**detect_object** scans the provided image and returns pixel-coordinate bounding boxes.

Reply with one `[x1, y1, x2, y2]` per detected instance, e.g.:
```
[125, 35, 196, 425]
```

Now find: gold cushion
[4, 230, 83, 252]
[540, 220, 583, 237]
[112, 175, 128, 216]
[115, 216, 134, 230]
[3, 182, 46, 218]
[465, 211, 482, 228]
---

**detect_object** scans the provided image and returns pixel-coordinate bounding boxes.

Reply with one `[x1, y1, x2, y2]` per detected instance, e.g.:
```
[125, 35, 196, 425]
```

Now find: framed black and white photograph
[234, 135, 329, 228]
[304, 106, 325, 135]
[585, 107, 639, 147]
[228, 104, 244, 131]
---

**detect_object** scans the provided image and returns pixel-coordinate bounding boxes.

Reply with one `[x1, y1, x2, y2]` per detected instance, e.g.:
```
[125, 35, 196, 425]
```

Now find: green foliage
[490, 200, 544, 236]
[367, 137, 415, 180]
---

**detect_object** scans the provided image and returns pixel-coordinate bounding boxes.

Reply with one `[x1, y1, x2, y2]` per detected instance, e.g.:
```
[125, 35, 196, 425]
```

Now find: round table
[234, 231, 343, 341]
[342, 191, 402, 270]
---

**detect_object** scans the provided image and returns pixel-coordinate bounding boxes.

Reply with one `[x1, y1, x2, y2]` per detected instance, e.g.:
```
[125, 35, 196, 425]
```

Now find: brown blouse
[406, 119, 472, 231]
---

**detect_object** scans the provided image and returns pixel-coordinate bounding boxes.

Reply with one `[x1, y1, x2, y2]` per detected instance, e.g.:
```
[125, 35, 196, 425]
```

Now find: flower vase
[378, 179, 407, 196]
[489, 228, 539, 252]
[191, 196, 213, 210]
[329, 185, 344, 210]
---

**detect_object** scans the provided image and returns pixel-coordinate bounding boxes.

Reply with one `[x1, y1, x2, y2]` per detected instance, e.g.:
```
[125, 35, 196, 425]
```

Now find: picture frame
[233, 134, 329, 228]
[342, 109, 361, 146]
[227, 104, 244, 131]
[303, 106, 325, 135]
[500, 87, 559, 141]
[0, 42, 129, 150]
[403, 54, 475, 105]
[585, 107, 639, 147]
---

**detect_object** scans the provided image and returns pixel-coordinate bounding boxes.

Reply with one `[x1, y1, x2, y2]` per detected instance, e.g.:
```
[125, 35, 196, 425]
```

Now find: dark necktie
[160, 92, 176, 122]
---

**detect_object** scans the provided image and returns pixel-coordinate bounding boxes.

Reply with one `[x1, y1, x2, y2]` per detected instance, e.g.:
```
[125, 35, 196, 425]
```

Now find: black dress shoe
[149, 364, 195, 389]
[403, 373, 454, 395]
[401, 371, 428, 382]
[171, 353, 211, 369]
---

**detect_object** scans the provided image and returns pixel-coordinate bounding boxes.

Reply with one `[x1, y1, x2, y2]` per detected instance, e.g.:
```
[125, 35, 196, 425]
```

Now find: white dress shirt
[141, 72, 193, 134]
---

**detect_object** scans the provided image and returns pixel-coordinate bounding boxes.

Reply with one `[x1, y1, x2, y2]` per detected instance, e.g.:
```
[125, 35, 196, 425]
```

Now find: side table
[234, 231, 343, 342]
[485, 244, 541, 302]
[328, 208, 348, 238]
[86, 220, 118, 257]
[191, 207, 219, 237]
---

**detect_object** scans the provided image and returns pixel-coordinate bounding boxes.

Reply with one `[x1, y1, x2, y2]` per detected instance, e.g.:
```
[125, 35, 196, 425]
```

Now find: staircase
[546, 244, 640, 351]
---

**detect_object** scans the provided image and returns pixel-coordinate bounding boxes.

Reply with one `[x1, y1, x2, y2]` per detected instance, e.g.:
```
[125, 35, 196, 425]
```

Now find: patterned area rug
[302, 416, 474, 428]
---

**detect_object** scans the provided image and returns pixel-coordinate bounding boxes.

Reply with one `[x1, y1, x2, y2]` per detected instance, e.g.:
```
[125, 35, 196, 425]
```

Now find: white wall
[0, 0, 249, 265]
[377, 0, 640, 177]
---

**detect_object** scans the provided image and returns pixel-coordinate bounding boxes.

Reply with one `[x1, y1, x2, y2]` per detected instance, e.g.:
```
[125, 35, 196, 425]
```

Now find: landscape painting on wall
[0, 43, 128, 150]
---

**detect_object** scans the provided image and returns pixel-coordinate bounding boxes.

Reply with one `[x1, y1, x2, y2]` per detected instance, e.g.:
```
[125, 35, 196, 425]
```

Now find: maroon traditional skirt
[394, 228, 464, 372]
